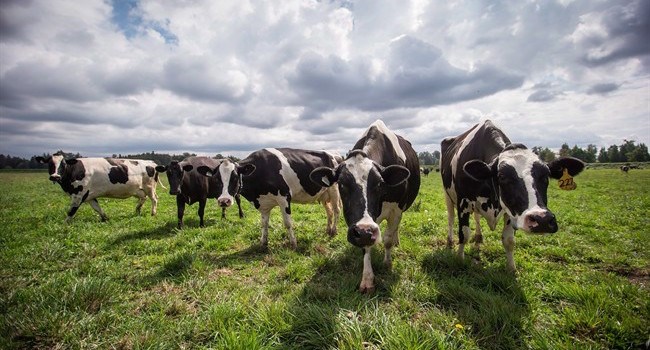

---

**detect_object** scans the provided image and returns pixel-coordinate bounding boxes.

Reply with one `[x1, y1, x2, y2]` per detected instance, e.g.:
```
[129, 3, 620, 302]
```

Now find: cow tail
[156, 170, 167, 190]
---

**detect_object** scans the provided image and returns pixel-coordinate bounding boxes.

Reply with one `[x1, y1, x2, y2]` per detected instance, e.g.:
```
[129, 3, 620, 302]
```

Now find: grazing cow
[620, 165, 630, 173]
[36, 152, 160, 222]
[197, 148, 341, 249]
[155, 156, 242, 229]
[310, 120, 420, 293]
[423, 168, 431, 177]
[440, 120, 585, 271]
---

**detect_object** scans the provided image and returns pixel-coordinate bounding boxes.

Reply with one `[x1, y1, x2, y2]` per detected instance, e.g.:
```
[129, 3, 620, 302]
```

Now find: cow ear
[182, 164, 194, 172]
[310, 166, 337, 187]
[463, 160, 493, 181]
[65, 158, 78, 165]
[238, 164, 256, 177]
[196, 165, 215, 177]
[35, 156, 49, 163]
[547, 157, 585, 179]
[381, 165, 410, 187]
[155, 165, 167, 172]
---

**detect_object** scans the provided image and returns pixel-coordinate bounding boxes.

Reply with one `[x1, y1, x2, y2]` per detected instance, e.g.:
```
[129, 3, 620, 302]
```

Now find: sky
[1, 0, 649, 160]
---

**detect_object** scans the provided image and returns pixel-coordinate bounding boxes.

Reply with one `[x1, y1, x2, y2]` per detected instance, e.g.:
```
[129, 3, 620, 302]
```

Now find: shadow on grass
[421, 248, 530, 350]
[278, 245, 401, 349]
[109, 222, 178, 246]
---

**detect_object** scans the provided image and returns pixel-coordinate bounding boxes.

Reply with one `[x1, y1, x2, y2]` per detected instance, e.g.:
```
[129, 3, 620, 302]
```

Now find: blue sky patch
[110, 0, 178, 45]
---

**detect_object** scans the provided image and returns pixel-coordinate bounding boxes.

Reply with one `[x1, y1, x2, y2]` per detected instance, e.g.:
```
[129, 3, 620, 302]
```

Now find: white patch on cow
[345, 153, 378, 230]
[476, 196, 499, 230]
[498, 148, 543, 230]
[265, 148, 324, 203]
[218, 159, 236, 204]
[362, 120, 406, 163]
[50, 154, 65, 180]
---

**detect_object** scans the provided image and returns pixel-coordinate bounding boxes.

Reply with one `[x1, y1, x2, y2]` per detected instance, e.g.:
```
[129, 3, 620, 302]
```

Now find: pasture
[1, 169, 648, 349]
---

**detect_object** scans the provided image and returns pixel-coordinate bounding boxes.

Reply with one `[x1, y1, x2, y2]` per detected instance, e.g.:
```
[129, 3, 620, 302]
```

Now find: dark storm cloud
[587, 82, 620, 95]
[0, 60, 103, 106]
[580, 0, 650, 67]
[0, 0, 36, 42]
[287, 36, 524, 114]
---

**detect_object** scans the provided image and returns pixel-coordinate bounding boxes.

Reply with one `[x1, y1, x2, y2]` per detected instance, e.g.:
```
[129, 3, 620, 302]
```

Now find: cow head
[155, 161, 193, 195]
[310, 150, 410, 248]
[36, 152, 76, 183]
[463, 144, 585, 234]
[196, 161, 256, 207]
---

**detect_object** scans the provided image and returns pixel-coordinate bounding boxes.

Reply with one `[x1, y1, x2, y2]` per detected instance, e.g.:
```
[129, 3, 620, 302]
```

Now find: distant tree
[597, 147, 608, 163]
[559, 143, 571, 157]
[418, 151, 435, 166]
[607, 145, 622, 162]
[432, 151, 440, 165]
[533, 146, 556, 162]
[585, 144, 598, 163]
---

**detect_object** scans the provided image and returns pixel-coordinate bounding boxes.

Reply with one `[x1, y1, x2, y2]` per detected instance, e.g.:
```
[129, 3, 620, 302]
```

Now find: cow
[196, 148, 341, 250]
[155, 156, 243, 229]
[36, 152, 160, 222]
[423, 168, 431, 176]
[310, 120, 421, 293]
[620, 165, 630, 173]
[440, 120, 585, 272]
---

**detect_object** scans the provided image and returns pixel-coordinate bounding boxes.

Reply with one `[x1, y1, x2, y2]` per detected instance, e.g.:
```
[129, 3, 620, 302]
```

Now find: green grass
[1, 169, 648, 349]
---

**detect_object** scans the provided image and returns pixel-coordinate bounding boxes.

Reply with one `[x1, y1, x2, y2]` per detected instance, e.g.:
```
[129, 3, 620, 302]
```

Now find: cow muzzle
[524, 210, 558, 234]
[169, 188, 181, 195]
[347, 224, 380, 247]
[218, 196, 233, 208]
[49, 175, 61, 183]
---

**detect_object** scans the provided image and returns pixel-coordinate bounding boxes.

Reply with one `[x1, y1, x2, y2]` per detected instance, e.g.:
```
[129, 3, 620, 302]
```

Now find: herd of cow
[35, 120, 585, 292]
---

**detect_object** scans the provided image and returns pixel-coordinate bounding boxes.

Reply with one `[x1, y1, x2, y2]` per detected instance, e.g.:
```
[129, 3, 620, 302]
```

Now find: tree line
[0, 151, 240, 169]
[417, 139, 649, 166]
[2, 140, 648, 170]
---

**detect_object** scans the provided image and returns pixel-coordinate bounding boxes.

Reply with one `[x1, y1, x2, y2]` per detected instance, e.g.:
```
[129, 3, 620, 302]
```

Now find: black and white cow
[440, 120, 585, 271]
[197, 148, 341, 249]
[155, 156, 242, 229]
[36, 152, 160, 222]
[310, 120, 421, 293]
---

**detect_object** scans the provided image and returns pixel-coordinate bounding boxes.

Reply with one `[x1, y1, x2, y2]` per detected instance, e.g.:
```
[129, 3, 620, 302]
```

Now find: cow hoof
[359, 284, 375, 294]
[326, 228, 337, 237]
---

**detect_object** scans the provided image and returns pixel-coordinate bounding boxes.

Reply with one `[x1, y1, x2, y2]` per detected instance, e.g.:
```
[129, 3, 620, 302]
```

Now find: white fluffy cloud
[0, 0, 648, 159]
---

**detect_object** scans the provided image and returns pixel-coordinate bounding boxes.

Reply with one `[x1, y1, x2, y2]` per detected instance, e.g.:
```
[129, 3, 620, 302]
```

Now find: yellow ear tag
[558, 168, 577, 190]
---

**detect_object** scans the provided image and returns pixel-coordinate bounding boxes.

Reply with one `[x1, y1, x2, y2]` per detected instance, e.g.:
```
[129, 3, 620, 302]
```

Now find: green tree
[559, 143, 571, 157]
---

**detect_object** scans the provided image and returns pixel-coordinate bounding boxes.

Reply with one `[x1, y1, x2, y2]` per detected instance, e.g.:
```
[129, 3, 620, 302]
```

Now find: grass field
[1, 169, 648, 349]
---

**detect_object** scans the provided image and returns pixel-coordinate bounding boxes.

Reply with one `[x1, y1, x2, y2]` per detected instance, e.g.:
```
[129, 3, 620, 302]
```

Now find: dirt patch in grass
[604, 265, 650, 289]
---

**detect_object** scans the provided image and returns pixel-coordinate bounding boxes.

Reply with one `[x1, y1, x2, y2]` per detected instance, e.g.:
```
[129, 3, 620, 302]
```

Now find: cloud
[0, 0, 648, 160]
[287, 35, 524, 113]
[586, 82, 620, 95]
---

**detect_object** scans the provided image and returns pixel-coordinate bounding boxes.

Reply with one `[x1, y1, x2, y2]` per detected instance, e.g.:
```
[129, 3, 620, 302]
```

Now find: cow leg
[359, 247, 375, 293]
[88, 199, 109, 222]
[134, 190, 146, 215]
[502, 214, 517, 272]
[456, 199, 472, 259]
[280, 200, 297, 250]
[445, 194, 455, 249]
[149, 188, 158, 216]
[471, 212, 484, 250]
[259, 207, 272, 248]
[322, 187, 340, 237]
[176, 196, 186, 229]
[198, 198, 207, 228]
[235, 194, 244, 219]
[65, 190, 89, 223]
[382, 210, 402, 269]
